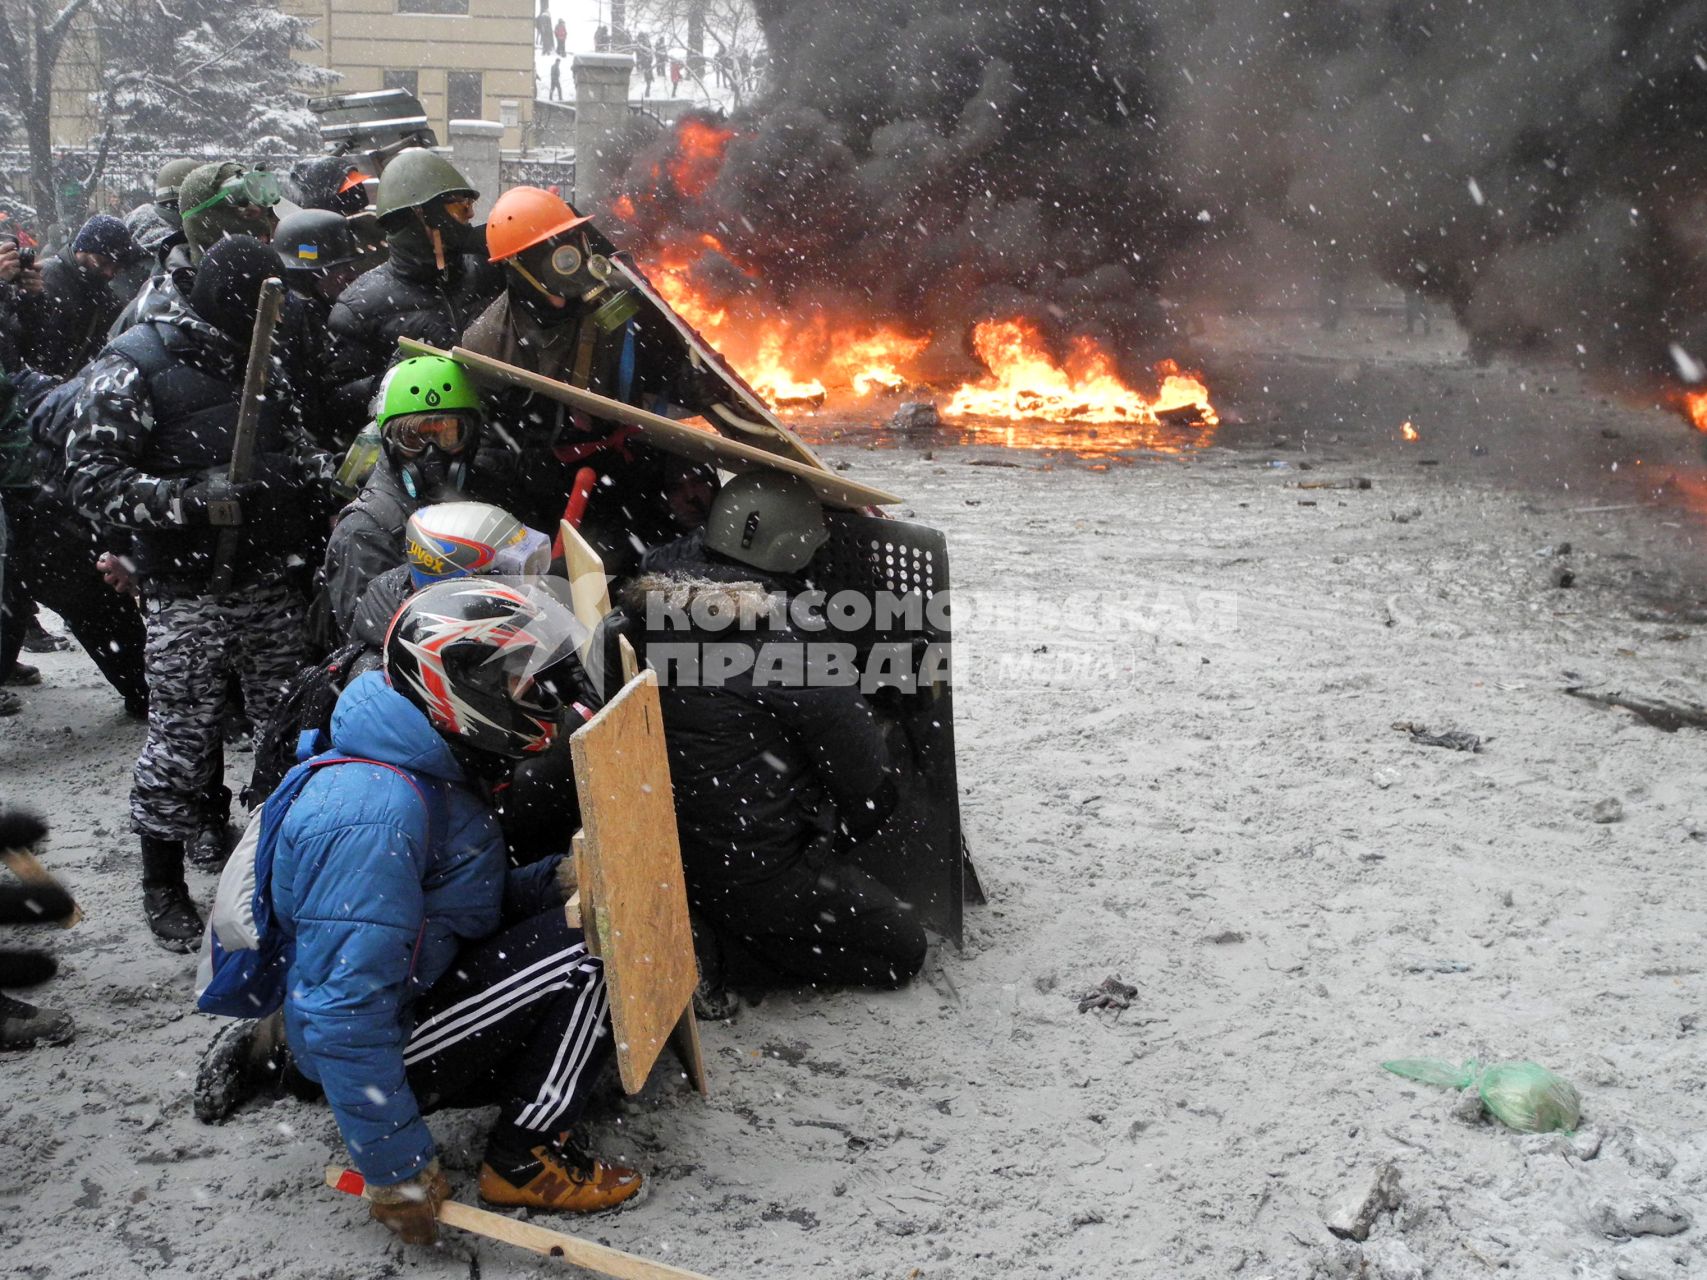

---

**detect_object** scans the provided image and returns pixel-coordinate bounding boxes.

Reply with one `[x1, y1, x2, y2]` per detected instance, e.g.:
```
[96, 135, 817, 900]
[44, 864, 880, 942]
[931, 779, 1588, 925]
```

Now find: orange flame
[942, 320, 1217, 427]
[1684, 391, 1707, 433]
[667, 119, 735, 200]
[1401, 420, 1420, 441]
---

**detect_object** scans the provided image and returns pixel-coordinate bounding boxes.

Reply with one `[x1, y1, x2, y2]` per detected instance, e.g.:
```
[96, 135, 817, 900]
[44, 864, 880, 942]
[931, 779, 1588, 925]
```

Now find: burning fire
[943, 320, 1216, 427]
[612, 118, 1217, 440]
[1683, 391, 1707, 433]
[1401, 420, 1420, 441]
[644, 238, 928, 408]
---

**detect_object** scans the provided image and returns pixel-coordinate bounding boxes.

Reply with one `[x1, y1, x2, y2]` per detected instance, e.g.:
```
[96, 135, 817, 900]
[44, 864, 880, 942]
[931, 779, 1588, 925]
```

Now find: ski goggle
[388, 412, 476, 455]
[184, 170, 283, 218]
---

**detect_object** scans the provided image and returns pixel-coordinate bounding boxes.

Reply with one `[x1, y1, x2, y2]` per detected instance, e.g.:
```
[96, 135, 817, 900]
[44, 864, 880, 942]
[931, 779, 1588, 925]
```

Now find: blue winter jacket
[271, 671, 561, 1185]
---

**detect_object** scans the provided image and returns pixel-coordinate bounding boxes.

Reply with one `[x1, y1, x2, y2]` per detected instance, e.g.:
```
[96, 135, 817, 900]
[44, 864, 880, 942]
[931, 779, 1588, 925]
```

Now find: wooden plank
[569, 671, 702, 1095]
[669, 1005, 710, 1099]
[398, 339, 903, 509]
[0, 850, 82, 929]
[559, 518, 612, 659]
[324, 1166, 718, 1280]
[618, 634, 639, 683]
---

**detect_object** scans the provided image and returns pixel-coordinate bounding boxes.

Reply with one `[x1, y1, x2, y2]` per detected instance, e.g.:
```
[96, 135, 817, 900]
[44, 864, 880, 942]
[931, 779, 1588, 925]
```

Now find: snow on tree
[93, 0, 338, 155]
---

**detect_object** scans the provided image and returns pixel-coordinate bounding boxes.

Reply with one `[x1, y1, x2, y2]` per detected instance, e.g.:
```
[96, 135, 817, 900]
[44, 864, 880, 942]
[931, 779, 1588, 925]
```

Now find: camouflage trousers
[130, 581, 308, 840]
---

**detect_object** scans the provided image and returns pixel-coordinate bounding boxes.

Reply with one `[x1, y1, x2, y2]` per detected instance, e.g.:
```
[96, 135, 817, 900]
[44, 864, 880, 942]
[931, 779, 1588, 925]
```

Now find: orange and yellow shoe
[478, 1130, 643, 1213]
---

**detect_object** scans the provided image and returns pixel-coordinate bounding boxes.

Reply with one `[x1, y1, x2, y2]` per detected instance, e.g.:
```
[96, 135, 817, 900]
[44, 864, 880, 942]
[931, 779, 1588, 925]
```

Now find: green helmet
[180, 161, 281, 254]
[154, 158, 197, 204]
[375, 148, 478, 224]
[376, 356, 484, 429]
[703, 471, 829, 574]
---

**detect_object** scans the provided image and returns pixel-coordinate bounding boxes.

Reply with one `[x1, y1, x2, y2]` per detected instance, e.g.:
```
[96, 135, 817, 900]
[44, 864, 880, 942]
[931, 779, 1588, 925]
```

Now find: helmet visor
[473, 579, 586, 690]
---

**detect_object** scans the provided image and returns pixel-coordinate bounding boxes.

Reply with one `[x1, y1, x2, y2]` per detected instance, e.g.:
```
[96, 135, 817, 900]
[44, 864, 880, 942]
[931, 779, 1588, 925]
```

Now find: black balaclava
[187, 235, 279, 343]
[386, 200, 484, 281]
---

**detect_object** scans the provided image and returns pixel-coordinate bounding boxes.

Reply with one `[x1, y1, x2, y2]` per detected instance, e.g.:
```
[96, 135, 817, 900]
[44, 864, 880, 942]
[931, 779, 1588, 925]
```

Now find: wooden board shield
[569, 669, 706, 1095]
[396, 339, 903, 510]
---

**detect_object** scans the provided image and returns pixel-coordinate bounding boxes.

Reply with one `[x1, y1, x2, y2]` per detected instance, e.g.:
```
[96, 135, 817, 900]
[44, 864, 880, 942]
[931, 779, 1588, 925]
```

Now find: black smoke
[614, 1, 1707, 385]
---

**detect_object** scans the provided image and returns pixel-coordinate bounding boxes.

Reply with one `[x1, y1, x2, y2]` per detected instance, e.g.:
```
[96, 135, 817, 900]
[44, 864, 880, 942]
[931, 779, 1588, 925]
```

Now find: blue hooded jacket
[271, 670, 560, 1184]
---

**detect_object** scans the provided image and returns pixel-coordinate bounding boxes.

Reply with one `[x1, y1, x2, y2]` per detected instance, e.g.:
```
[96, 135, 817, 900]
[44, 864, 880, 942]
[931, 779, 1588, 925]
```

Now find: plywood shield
[569, 670, 706, 1095]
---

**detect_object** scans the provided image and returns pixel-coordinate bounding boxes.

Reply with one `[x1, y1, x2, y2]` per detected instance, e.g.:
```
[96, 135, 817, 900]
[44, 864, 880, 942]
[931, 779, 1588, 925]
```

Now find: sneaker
[4, 663, 41, 687]
[0, 991, 74, 1049]
[21, 619, 69, 653]
[478, 1130, 643, 1213]
[195, 1012, 290, 1124]
[143, 883, 204, 953]
[0, 948, 58, 987]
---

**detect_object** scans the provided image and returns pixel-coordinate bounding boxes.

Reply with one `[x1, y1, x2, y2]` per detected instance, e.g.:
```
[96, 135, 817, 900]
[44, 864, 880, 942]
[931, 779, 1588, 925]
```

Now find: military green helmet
[180, 161, 281, 253]
[154, 158, 197, 204]
[375, 148, 478, 224]
[703, 471, 829, 574]
[376, 356, 484, 429]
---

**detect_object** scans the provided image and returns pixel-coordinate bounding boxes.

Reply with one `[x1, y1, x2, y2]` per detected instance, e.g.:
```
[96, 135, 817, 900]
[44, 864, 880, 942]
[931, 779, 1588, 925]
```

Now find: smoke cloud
[614, 1, 1707, 384]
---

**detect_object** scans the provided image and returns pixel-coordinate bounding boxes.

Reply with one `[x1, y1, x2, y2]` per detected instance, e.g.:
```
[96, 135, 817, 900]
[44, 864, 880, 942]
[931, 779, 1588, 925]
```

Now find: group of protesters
[0, 147, 929, 1238]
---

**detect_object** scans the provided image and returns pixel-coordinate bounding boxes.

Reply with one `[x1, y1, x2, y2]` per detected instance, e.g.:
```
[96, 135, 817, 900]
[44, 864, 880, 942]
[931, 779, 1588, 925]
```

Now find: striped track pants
[403, 908, 612, 1134]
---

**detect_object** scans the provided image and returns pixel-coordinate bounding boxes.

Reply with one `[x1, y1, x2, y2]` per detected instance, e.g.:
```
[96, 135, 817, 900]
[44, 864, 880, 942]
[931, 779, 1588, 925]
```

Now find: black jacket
[323, 453, 417, 639]
[326, 237, 500, 437]
[67, 303, 336, 596]
[620, 554, 896, 889]
[17, 255, 123, 378]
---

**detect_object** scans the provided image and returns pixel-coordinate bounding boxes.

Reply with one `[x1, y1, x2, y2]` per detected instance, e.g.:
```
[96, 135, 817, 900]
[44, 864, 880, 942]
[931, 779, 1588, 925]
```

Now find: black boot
[689, 910, 738, 1021]
[140, 834, 204, 953]
[0, 991, 74, 1049]
[187, 821, 236, 871]
[194, 1011, 292, 1123]
[188, 784, 235, 870]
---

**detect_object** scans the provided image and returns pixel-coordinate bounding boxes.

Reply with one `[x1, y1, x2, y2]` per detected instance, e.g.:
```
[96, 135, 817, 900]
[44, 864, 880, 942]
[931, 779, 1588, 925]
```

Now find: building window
[382, 69, 419, 97]
[448, 71, 484, 121]
[398, 0, 469, 13]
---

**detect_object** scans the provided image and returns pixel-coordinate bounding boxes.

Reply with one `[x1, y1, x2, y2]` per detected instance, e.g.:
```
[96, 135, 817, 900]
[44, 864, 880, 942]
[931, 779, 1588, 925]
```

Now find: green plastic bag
[1382, 1058, 1581, 1133]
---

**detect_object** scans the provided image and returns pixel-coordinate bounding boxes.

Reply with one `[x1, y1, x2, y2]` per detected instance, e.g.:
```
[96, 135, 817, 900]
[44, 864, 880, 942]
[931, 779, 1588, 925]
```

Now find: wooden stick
[0, 849, 82, 928]
[325, 1166, 717, 1280]
[398, 338, 903, 510]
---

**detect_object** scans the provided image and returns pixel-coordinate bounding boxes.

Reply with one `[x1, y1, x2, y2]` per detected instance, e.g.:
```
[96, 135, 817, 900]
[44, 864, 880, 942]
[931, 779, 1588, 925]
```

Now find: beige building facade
[283, 0, 537, 151]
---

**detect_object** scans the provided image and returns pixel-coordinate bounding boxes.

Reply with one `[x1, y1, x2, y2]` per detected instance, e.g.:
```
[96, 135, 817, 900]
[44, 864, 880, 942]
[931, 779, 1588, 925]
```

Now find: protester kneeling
[626, 472, 928, 992]
[195, 581, 639, 1237]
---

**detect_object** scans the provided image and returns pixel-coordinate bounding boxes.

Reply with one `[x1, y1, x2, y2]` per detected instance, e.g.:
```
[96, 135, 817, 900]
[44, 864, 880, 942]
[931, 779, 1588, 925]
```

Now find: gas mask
[509, 231, 640, 331]
[383, 410, 479, 500]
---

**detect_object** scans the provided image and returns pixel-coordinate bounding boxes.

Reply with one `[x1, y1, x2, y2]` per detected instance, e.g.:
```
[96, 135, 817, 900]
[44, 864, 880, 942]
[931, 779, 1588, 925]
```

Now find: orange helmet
[486, 186, 593, 262]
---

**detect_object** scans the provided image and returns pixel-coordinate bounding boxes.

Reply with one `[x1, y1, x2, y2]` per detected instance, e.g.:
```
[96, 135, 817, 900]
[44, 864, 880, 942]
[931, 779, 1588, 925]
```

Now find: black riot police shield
[812, 511, 981, 948]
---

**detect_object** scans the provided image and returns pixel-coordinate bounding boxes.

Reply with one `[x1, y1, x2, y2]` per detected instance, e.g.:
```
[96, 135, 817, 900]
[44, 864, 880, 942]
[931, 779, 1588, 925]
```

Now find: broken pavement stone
[889, 401, 940, 432]
[1591, 1194, 1692, 1238]
[1392, 721, 1485, 752]
[1324, 1161, 1404, 1242]
[1076, 975, 1137, 1014]
[1451, 1087, 1486, 1125]
[1591, 798, 1624, 824]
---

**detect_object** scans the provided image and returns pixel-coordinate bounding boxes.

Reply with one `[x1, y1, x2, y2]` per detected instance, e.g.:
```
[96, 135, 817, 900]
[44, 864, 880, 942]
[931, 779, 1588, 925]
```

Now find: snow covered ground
[4, 310, 1707, 1278]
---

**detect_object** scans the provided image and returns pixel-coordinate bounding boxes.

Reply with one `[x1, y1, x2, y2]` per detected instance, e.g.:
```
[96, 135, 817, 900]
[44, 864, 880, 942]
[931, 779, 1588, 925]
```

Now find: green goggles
[184, 170, 283, 218]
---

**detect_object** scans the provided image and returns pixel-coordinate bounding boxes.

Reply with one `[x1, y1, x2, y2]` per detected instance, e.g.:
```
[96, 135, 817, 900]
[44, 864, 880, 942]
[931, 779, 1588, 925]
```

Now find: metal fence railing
[499, 156, 576, 194]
